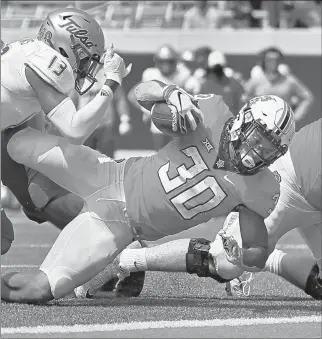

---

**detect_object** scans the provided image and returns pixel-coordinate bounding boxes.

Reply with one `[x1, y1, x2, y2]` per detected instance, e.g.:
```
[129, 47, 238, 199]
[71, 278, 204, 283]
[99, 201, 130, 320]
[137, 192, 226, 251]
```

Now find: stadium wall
[3, 29, 321, 149]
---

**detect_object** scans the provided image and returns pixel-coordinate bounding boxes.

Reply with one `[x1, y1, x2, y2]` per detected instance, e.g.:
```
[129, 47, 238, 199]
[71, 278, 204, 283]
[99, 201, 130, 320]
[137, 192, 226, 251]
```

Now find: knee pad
[305, 263, 322, 300]
[27, 169, 61, 209]
[1, 209, 14, 255]
[186, 238, 230, 283]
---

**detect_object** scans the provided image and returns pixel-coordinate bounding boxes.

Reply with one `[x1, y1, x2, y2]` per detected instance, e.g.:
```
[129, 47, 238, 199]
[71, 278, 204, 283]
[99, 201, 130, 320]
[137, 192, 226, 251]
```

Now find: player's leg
[264, 223, 322, 300]
[41, 192, 84, 230]
[1, 127, 39, 213]
[7, 127, 113, 199]
[74, 240, 147, 298]
[119, 239, 190, 274]
[1, 208, 14, 255]
[1, 204, 134, 303]
[25, 166, 85, 229]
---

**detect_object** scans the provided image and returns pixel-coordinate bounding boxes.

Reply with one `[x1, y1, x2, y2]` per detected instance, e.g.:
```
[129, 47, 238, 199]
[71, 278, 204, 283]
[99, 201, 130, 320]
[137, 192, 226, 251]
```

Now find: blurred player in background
[244, 47, 314, 128]
[73, 64, 131, 158]
[196, 51, 245, 115]
[187, 46, 212, 85]
[1, 8, 131, 254]
[179, 49, 196, 75]
[128, 44, 191, 150]
[1, 79, 296, 303]
[185, 49, 244, 99]
[250, 47, 291, 81]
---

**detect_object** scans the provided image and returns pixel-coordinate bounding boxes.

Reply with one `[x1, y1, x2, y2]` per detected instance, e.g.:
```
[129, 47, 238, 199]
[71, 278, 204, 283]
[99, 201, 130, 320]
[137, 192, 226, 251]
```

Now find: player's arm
[135, 80, 204, 134]
[235, 204, 268, 270]
[135, 80, 168, 111]
[289, 75, 314, 124]
[208, 206, 268, 283]
[25, 46, 131, 145]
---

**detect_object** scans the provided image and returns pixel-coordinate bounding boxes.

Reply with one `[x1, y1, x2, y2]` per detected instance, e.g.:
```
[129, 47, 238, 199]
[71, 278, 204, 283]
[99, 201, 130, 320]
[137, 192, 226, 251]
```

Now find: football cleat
[115, 240, 147, 298]
[115, 271, 146, 298]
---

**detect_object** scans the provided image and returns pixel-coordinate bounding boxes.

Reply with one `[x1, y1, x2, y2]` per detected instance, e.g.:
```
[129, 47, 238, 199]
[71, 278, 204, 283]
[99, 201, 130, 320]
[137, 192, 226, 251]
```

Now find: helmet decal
[58, 16, 95, 49]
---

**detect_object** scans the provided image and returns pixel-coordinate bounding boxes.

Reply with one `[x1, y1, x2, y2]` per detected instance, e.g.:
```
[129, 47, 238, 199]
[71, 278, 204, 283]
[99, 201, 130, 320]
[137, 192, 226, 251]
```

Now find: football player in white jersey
[1, 7, 131, 254]
[111, 118, 322, 300]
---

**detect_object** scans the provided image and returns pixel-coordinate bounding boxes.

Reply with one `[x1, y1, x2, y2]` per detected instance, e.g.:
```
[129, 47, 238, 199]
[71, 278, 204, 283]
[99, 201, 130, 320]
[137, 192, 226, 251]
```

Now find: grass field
[1, 209, 321, 338]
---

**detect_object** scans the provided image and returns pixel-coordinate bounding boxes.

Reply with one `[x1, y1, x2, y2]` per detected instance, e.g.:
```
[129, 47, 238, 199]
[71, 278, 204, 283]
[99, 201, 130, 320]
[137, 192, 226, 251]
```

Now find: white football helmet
[230, 95, 295, 175]
[37, 8, 105, 95]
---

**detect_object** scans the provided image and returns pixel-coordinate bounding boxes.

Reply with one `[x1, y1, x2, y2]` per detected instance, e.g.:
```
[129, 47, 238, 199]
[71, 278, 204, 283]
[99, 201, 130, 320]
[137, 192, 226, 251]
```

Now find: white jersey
[1, 38, 74, 131]
[266, 150, 321, 245]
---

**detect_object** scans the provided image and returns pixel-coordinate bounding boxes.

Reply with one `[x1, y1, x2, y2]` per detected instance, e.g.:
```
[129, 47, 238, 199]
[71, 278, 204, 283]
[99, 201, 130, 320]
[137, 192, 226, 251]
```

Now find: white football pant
[7, 127, 135, 298]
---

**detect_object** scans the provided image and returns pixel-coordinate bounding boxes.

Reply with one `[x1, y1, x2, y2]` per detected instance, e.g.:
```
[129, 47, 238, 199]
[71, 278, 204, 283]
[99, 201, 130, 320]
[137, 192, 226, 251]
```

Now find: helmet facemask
[70, 35, 102, 95]
[230, 109, 288, 175]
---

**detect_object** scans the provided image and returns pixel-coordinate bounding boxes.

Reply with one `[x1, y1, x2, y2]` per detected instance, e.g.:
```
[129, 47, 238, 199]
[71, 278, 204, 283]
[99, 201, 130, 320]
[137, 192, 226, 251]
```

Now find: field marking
[2, 316, 320, 335]
[12, 244, 52, 248]
[8, 243, 309, 250]
[1, 264, 38, 268]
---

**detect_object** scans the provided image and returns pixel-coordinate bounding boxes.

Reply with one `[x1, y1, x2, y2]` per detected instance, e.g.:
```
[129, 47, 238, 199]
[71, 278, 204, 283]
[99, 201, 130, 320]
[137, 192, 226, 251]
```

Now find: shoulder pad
[241, 168, 281, 219]
[25, 47, 74, 95]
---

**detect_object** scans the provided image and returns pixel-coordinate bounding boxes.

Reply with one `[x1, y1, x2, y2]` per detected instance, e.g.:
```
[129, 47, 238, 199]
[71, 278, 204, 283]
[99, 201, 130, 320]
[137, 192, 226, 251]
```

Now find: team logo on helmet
[58, 17, 94, 49]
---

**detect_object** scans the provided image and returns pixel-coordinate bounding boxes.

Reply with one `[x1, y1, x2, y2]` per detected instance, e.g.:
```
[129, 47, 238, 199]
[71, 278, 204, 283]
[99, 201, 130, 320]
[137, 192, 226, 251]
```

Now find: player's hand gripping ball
[151, 86, 203, 137]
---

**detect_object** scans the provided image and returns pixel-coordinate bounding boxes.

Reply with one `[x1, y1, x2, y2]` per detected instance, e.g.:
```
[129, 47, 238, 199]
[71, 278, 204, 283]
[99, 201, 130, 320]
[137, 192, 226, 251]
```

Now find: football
[150, 102, 182, 137]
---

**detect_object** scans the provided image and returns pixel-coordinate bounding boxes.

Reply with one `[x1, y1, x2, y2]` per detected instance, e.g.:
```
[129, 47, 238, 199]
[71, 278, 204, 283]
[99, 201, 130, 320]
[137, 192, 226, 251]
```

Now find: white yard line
[2, 316, 320, 335]
[1, 264, 38, 268]
[8, 243, 308, 250]
[11, 243, 52, 248]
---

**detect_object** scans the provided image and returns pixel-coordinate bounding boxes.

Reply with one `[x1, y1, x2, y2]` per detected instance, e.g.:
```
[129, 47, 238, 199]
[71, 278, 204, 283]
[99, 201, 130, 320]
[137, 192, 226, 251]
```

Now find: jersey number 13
[158, 146, 226, 220]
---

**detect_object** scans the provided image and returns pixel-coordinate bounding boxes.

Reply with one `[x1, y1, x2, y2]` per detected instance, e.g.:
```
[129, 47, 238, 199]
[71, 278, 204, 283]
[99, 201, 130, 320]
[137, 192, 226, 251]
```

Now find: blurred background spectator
[182, 0, 225, 29]
[280, 1, 309, 28]
[127, 44, 191, 150]
[244, 47, 314, 128]
[1, 1, 321, 30]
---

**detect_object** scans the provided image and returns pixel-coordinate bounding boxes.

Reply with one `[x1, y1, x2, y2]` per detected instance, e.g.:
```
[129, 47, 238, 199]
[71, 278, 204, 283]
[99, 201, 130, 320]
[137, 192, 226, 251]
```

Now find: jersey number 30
[158, 146, 226, 220]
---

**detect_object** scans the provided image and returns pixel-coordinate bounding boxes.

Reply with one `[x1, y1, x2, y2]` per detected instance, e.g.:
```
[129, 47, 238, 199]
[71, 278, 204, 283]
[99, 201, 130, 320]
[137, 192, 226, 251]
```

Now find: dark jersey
[125, 95, 280, 238]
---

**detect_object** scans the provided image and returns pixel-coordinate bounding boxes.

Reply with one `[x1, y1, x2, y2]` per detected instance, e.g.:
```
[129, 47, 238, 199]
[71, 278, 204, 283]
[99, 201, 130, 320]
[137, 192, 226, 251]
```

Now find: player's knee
[186, 238, 231, 283]
[42, 193, 84, 230]
[1, 270, 53, 303]
[7, 128, 32, 164]
[1, 209, 14, 255]
[305, 262, 322, 300]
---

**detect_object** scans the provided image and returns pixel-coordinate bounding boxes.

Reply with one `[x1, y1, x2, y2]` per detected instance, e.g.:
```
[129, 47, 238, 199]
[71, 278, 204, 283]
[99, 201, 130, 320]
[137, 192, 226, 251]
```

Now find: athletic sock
[119, 248, 148, 272]
[264, 249, 286, 275]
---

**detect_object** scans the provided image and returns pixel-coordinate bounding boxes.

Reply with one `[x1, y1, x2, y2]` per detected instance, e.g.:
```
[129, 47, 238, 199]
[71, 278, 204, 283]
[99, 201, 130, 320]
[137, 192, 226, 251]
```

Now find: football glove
[102, 44, 132, 85]
[162, 85, 204, 134]
[218, 230, 259, 272]
[218, 229, 244, 267]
